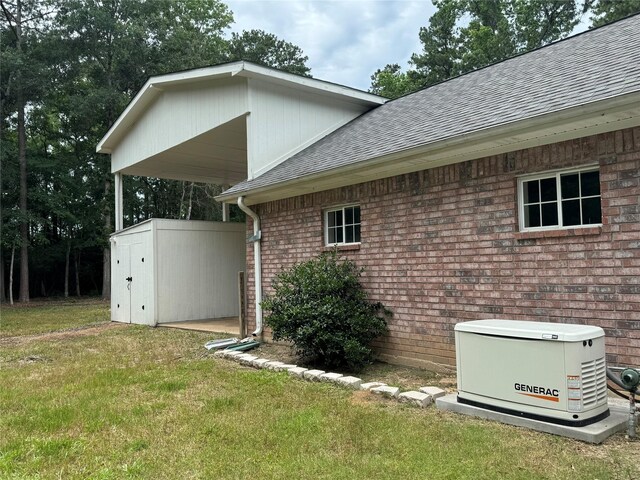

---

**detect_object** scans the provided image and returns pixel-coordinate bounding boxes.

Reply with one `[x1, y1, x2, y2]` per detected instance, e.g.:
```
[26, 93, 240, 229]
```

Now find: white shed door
[113, 242, 147, 324]
[113, 244, 132, 323]
[129, 243, 147, 321]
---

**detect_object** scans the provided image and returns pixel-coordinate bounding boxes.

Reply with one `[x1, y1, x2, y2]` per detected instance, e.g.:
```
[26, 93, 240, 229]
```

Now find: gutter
[237, 196, 263, 337]
[216, 91, 640, 205]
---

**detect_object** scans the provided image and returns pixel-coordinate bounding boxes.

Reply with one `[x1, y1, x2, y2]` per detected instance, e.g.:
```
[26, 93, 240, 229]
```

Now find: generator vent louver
[581, 357, 607, 408]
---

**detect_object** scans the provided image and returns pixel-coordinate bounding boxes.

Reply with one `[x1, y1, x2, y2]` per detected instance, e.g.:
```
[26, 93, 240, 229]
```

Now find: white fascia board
[148, 62, 244, 87]
[217, 91, 640, 205]
[236, 63, 387, 106]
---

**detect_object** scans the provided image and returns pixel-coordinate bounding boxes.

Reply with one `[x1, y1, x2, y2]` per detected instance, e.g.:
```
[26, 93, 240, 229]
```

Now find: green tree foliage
[1, 0, 59, 301]
[1, 0, 311, 300]
[49, 0, 236, 299]
[371, 0, 590, 98]
[369, 63, 421, 99]
[411, 0, 464, 86]
[228, 29, 311, 76]
[590, 0, 640, 26]
[262, 251, 391, 370]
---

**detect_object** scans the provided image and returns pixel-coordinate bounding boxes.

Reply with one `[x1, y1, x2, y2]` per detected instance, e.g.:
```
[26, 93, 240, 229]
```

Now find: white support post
[221, 185, 230, 222]
[114, 172, 123, 232]
[222, 202, 230, 222]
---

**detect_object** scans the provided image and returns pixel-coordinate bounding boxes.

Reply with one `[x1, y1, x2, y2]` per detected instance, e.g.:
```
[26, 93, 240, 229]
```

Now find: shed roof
[220, 14, 640, 203]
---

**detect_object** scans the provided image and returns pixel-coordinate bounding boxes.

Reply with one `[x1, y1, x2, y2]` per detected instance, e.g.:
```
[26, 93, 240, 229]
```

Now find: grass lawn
[0, 301, 637, 479]
[0, 298, 109, 338]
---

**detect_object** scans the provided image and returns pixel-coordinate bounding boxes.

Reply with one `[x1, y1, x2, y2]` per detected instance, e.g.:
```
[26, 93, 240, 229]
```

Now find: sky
[224, 0, 436, 91]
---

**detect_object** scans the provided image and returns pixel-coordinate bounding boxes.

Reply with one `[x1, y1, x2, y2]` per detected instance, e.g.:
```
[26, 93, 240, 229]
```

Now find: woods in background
[370, 0, 640, 98]
[1, 0, 310, 302]
[2, 0, 639, 302]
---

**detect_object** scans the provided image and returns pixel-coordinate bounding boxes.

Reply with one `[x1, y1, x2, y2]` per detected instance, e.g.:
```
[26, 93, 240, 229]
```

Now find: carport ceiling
[120, 115, 248, 185]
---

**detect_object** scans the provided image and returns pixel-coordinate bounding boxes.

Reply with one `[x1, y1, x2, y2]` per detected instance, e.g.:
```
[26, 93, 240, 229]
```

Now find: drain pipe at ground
[237, 196, 263, 337]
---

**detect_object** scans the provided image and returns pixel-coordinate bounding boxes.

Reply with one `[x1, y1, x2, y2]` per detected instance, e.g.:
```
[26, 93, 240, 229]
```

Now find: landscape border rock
[214, 350, 445, 409]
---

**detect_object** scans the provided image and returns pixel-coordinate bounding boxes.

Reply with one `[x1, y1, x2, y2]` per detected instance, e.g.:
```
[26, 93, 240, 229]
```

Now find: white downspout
[237, 196, 263, 337]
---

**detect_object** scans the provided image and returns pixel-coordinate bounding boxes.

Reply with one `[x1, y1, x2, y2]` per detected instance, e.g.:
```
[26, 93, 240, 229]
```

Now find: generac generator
[455, 320, 609, 427]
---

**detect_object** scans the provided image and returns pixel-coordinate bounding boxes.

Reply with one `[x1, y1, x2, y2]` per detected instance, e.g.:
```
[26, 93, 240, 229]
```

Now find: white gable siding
[246, 78, 370, 180]
[111, 77, 248, 173]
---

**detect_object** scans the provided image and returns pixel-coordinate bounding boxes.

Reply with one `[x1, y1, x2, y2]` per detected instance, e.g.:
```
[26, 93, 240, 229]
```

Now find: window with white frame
[325, 205, 361, 245]
[518, 167, 602, 231]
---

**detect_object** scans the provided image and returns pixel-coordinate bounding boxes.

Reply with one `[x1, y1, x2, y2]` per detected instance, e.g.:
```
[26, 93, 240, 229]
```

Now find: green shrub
[262, 251, 391, 370]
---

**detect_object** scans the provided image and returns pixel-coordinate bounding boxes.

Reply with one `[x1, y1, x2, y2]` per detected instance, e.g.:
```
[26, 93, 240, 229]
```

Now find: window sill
[515, 226, 602, 240]
[323, 243, 361, 252]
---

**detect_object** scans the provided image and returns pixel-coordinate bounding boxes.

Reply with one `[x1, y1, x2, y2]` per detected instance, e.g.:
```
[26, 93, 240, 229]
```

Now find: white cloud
[225, 0, 436, 91]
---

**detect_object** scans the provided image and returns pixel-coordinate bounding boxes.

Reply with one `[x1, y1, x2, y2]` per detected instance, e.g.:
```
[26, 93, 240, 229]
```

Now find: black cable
[607, 381, 639, 402]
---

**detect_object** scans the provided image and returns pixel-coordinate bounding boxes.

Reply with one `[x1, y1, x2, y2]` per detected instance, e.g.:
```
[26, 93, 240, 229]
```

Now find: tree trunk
[74, 249, 81, 297]
[9, 245, 15, 305]
[143, 182, 149, 221]
[0, 247, 5, 303]
[64, 241, 70, 298]
[179, 180, 186, 218]
[101, 177, 111, 300]
[16, 0, 29, 303]
[186, 182, 194, 220]
[101, 239, 111, 300]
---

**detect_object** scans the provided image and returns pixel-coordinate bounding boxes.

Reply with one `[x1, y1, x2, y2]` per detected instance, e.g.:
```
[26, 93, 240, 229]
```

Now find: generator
[455, 320, 609, 427]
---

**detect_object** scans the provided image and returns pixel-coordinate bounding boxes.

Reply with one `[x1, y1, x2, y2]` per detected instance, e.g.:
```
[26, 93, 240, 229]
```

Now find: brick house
[217, 15, 640, 370]
[101, 15, 639, 369]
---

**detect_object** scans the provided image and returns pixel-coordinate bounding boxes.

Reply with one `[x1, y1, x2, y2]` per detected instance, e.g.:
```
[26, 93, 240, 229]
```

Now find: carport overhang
[96, 63, 256, 187]
[96, 61, 385, 228]
[96, 61, 386, 340]
[111, 114, 249, 185]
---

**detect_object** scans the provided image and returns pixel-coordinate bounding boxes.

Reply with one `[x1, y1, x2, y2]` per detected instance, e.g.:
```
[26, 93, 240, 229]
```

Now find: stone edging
[214, 349, 447, 408]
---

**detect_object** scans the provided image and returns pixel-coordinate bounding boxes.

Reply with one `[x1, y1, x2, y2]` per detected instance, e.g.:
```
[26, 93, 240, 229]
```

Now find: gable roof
[97, 61, 385, 154]
[219, 14, 640, 204]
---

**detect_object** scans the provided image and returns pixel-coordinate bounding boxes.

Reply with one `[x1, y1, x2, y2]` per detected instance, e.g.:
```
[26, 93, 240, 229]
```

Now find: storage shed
[96, 61, 384, 335]
[110, 219, 245, 326]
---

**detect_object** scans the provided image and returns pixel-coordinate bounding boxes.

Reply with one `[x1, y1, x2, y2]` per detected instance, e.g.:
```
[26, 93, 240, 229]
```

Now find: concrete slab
[436, 394, 627, 444]
[161, 317, 239, 335]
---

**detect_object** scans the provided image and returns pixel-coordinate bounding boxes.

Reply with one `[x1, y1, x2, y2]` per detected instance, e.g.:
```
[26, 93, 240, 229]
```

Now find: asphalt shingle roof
[224, 14, 640, 198]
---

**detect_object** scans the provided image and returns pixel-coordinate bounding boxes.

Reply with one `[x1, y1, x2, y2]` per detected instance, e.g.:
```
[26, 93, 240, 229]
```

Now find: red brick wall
[245, 127, 640, 369]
